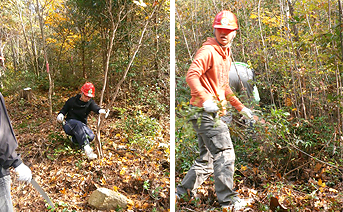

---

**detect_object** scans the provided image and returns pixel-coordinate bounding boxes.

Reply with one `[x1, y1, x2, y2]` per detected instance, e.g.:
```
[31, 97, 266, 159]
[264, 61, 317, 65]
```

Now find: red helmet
[213, 10, 238, 30]
[81, 82, 95, 98]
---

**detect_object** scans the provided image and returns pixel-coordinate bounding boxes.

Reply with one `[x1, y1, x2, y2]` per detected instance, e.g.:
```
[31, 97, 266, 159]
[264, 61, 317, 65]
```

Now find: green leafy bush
[175, 103, 199, 174]
[122, 110, 162, 150]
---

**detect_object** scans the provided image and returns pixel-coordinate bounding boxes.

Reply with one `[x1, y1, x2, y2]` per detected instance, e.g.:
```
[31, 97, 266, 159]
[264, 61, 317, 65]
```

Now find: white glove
[253, 85, 260, 103]
[240, 107, 253, 119]
[202, 100, 219, 113]
[57, 113, 64, 123]
[99, 109, 110, 118]
[15, 163, 32, 183]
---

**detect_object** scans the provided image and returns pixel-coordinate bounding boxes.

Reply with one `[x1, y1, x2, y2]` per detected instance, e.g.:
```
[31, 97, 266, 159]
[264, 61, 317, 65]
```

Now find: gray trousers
[0, 175, 14, 212]
[177, 111, 237, 206]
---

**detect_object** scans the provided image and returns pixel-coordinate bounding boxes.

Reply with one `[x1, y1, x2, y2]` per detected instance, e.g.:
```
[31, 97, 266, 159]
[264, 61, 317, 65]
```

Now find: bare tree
[36, 0, 53, 118]
[95, 1, 163, 158]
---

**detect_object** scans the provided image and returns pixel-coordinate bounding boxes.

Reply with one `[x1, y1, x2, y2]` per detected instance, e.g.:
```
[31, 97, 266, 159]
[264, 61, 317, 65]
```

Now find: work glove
[202, 100, 219, 113]
[99, 109, 110, 118]
[240, 107, 253, 119]
[15, 163, 32, 183]
[57, 113, 64, 123]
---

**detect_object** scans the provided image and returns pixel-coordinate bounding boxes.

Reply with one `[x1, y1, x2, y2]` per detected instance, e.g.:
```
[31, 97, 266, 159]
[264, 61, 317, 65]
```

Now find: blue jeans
[63, 119, 95, 148]
[0, 175, 13, 212]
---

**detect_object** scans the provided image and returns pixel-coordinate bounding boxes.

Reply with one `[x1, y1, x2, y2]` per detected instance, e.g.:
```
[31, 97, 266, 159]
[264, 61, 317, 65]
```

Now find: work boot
[84, 144, 97, 160]
[222, 197, 253, 211]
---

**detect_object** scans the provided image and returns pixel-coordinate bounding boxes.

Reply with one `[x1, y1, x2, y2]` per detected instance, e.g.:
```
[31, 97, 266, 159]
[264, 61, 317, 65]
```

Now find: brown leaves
[270, 196, 288, 212]
[8, 92, 170, 211]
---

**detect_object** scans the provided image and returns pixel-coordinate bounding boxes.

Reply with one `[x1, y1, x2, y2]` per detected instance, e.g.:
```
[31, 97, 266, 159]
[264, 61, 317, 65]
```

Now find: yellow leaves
[318, 179, 326, 188]
[113, 186, 118, 191]
[142, 202, 150, 209]
[127, 199, 134, 210]
[250, 11, 281, 28]
[120, 166, 127, 175]
[49, 176, 56, 183]
[60, 187, 66, 194]
[286, 188, 292, 196]
[285, 97, 292, 107]
[240, 165, 248, 171]
[250, 13, 258, 20]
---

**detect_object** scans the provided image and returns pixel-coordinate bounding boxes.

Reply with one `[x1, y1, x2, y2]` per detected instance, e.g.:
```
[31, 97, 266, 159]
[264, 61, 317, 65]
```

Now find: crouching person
[0, 92, 32, 212]
[56, 82, 108, 160]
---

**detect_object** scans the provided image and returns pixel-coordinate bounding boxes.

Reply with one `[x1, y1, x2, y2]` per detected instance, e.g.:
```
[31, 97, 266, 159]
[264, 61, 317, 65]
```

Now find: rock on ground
[88, 187, 131, 210]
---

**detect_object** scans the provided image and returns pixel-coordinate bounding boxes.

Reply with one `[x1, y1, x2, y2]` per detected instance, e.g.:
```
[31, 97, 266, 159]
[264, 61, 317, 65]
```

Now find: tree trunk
[339, 0, 343, 62]
[28, 11, 40, 77]
[82, 39, 86, 79]
[36, 0, 53, 118]
[258, 0, 275, 108]
[95, 1, 162, 158]
[0, 40, 5, 88]
[95, 0, 127, 158]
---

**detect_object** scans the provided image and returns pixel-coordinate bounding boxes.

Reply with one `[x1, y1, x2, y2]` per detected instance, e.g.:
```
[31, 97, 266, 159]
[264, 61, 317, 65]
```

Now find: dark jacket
[59, 94, 101, 124]
[0, 93, 22, 178]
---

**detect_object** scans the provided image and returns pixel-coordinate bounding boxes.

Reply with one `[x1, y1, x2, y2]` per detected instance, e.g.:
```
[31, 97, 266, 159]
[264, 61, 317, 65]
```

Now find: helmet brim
[83, 92, 95, 98]
[213, 25, 238, 30]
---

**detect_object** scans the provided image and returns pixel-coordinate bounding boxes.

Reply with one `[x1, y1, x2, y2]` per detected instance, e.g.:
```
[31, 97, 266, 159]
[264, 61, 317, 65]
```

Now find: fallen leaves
[8, 92, 170, 211]
[270, 196, 288, 212]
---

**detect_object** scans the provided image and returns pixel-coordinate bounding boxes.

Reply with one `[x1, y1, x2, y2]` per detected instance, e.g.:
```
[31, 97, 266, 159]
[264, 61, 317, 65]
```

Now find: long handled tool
[31, 179, 55, 209]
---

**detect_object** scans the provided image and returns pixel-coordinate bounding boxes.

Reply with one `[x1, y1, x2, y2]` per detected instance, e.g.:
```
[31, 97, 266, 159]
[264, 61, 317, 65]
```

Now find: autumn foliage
[176, 0, 343, 211]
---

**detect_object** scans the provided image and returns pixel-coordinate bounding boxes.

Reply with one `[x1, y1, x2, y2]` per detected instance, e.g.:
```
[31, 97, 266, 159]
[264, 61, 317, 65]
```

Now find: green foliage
[138, 84, 166, 113]
[121, 110, 162, 150]
[175, 103, 199, 174]
[143, 180, 150, 190]
[151, 186, 163, 199]
[48, 132, 66, 144]
[111, 106, 127, 119]
[176, 76, 191, 105]
[232, 104, 342, 186]
[46, 132, 79, 160]
[1, 69, 50, 94]
[130, 79, 168, 115]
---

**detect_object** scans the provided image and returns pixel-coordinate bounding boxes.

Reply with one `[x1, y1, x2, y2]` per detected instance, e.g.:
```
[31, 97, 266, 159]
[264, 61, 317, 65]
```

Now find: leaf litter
[6, 92, 170, 212]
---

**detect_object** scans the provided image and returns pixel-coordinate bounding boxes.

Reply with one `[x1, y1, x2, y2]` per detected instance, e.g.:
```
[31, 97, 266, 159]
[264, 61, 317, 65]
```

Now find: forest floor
[6, 90, 170, 212]
[176, 130, 343, 211]
[176, 174, 343, 211]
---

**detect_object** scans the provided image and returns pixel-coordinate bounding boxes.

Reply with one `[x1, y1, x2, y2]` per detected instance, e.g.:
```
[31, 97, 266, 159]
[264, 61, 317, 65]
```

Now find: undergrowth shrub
[175, 103, 198, 174]
[232, 105, 342, 184]
[121, 110, 162, 150]
[176, 100, 342, 185]
[132, 80, 167, 115]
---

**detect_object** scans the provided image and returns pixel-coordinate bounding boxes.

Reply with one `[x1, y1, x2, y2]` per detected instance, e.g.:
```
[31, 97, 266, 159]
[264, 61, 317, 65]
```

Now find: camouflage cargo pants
[177, 111, 237, 206]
